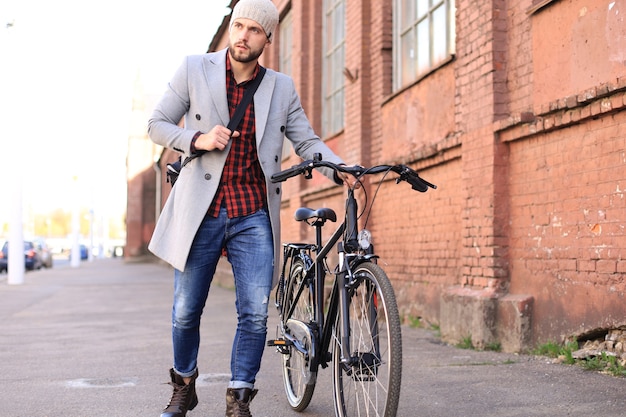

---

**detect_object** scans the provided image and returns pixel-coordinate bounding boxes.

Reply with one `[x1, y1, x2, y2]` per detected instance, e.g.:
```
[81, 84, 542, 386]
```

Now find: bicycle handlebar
[270, 154, 437, 192]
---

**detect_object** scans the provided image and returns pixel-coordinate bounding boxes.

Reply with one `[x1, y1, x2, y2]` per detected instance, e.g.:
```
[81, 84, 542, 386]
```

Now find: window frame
[322, 0, 346, 138]
[393, 0, 456, 91]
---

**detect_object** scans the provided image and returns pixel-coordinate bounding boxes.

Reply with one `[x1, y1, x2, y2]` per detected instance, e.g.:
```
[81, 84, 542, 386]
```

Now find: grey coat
[147, 48, 344, 286]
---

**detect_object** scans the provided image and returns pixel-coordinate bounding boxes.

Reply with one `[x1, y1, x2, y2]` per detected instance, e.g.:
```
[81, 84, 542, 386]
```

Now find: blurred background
[0, 0, 229, 268]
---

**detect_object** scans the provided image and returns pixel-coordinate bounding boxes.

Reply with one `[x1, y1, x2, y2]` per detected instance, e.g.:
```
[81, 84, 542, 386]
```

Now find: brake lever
[396, 166, 437, 191]
[396, 166, 412, 184]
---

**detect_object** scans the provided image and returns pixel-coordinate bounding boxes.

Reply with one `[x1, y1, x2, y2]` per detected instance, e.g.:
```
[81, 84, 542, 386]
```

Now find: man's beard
[228, 42, 264, 63]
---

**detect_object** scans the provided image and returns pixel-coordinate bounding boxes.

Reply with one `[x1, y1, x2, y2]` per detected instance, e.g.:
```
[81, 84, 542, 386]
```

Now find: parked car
[79, 244, 89, 260]
[0, 241, 44, 272]
[33, 238, 53, 268]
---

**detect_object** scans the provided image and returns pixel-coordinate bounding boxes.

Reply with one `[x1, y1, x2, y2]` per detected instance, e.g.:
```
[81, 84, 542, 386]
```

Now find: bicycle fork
[336, 242, 354, 368]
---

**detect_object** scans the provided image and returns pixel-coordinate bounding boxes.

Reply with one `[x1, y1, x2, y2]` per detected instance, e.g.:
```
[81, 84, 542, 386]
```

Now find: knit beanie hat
[230, 0, 279, 42]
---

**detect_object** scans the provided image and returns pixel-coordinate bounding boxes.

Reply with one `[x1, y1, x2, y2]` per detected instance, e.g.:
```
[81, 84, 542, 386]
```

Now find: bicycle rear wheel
[332, 261, 402, 417]
[281, 256, 317, 411]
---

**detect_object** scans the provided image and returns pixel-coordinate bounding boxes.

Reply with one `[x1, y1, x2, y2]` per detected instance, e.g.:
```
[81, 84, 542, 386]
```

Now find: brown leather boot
[225, 388, 258, 417]
[160, 368, 198, 417]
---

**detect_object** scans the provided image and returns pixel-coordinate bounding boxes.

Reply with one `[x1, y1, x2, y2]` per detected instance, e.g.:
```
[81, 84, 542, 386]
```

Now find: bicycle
[267, 153, 436, 416]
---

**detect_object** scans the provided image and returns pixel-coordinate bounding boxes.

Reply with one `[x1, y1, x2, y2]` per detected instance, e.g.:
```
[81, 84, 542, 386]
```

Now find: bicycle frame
[277, 187, 373, 371]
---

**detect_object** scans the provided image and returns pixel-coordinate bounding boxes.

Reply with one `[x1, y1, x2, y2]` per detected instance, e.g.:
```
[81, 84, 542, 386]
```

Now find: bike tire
[331, 262, 403, 417]
[281, 256, 317, 411]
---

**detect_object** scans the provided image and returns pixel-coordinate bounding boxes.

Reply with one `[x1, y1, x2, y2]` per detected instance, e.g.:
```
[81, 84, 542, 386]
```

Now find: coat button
[274, 155, 278, 162]
[195, 114, 201, 120]
[280, 126, 285, 132]
[204, 173, 212, 180]
[276, 187, 280, 194]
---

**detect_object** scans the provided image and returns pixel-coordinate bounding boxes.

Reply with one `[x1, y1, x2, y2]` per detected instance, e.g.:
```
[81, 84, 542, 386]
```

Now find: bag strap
[226, 66, 266, 132]
[181, 66, 267, 168]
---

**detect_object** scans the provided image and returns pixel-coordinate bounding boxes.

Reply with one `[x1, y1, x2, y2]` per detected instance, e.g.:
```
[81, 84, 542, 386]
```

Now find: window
[322, 0, 345, 138]
[279, 10, 294, 159]
[394, 0, 456, 90]
[279, 11, 293, 77]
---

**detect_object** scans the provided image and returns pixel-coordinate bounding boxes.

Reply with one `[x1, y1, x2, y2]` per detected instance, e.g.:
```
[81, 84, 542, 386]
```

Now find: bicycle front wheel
[281, 256, 317, 411]
[332, 262, 402, 417]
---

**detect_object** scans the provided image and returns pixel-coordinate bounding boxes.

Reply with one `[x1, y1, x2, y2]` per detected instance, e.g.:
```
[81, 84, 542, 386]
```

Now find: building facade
[127, 0, 626, 352]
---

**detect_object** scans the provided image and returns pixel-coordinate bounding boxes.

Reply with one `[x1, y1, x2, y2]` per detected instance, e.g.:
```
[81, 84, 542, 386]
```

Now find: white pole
[97, 212, 105, 259]
[3, 17, 25, 285]
[70, 176, 81, 268]
[8, 177, 25, 285]
[88, 208, 94, 262]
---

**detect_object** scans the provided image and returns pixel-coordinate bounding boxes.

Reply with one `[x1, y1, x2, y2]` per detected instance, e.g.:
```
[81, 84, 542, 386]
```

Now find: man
[148, 0, 353, 416]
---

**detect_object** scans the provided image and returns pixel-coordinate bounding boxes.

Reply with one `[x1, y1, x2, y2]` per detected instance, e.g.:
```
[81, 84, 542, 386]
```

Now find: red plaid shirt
[207, 57, 267, 218]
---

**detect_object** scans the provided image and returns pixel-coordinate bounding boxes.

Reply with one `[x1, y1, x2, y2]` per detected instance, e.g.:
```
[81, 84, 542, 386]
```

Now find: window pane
[279, 12, 293, 76]
[417, 19, 430, 74]
[395, 0, 455, 90]
[332, 93, 340, 133]
[401, 0, 416, 28]
[336, 2, 345, 42]
[417, 0, 430, 18]
[326, 12, 334, 49]
[325, 57, 333, 91]
[323, 0, 345, 137]
[432, 4, 446, 64]
[329, 51, 335, 91]
[449, 1, 456, 55]
[400, 30, 416, 86]
[335, 48, 344, 90]
[323, 102, 331, 134]
[339, 44, 346, 86]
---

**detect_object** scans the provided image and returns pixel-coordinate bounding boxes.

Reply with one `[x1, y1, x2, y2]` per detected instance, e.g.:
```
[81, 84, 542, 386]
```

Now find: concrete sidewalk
[0, 258, 624, 417]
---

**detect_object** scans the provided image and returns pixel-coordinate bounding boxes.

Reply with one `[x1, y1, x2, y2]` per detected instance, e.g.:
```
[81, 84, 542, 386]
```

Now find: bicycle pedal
[267, 338, 293, 347]
[267, 339, 292, 355]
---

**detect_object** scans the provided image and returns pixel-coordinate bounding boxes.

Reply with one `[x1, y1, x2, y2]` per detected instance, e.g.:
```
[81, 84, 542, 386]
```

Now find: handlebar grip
[407, 173, 437, 192]
[407, 177, 429, 192]
[416, 176, 437, 190]
[396, 165, 437, 192]
[271, 168, 298, 183]
[270, 162, 312, 183]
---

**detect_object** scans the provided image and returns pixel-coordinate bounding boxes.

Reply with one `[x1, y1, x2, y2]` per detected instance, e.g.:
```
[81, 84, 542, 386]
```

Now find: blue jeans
[171, 206, 273, 389]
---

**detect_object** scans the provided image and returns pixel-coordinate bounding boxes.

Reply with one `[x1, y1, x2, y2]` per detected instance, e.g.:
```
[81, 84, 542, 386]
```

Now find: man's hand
[195, 125, 240, 151]
[337, 170, 361, 189]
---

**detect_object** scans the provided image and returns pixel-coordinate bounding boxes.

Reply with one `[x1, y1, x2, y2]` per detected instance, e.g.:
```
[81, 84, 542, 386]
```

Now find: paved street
[1, 258, 624, 417]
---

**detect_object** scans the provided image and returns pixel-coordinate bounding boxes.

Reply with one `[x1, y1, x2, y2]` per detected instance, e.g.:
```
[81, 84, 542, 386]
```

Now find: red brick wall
[507, 111, 626, 342]
[494, 0, 626, 343]
[532, 0, 626, 109]
[504, 0, 534, 114]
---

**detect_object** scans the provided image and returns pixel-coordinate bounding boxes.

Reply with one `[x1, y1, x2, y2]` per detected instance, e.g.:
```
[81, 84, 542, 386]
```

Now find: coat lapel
[203, 50, 230, 126]
[254, 70, 276, 147]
